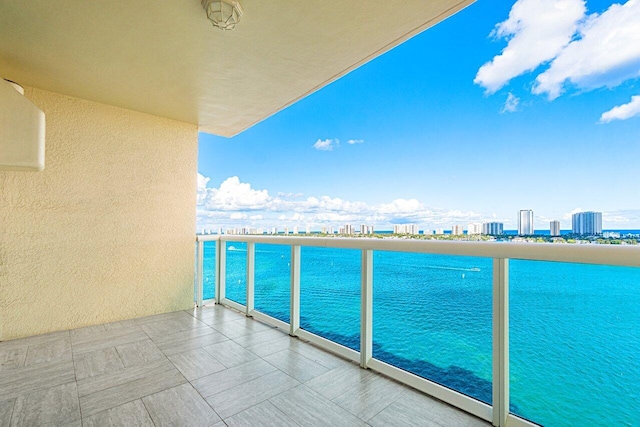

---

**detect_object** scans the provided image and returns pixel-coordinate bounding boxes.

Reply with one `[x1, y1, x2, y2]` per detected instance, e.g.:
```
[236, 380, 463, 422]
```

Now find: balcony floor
[0, 304, 491, 426]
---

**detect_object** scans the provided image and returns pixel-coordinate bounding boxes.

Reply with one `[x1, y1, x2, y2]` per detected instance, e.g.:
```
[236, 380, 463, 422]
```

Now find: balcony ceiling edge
[0, 0, 473, 138]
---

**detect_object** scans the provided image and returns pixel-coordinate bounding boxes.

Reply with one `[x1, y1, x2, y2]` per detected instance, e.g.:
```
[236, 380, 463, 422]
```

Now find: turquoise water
[202, 242, 640, 426]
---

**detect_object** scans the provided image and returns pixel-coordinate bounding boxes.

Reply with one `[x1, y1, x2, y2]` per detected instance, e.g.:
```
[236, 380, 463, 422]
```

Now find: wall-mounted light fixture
[202, 0, 243, 31]
[0, 78, 45, 171]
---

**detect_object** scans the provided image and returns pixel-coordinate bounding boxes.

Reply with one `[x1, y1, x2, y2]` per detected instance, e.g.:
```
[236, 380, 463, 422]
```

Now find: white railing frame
[196, 239, 204, 307]
[195, 234, 639, 427]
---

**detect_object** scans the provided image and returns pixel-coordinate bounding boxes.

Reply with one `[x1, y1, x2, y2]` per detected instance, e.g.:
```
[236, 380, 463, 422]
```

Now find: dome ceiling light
[201, 0, 243, 31]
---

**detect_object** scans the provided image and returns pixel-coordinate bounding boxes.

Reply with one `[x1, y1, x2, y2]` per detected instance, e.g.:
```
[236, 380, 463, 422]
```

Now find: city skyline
[203, 210, 612, 236]
[197, 0, 640, 231]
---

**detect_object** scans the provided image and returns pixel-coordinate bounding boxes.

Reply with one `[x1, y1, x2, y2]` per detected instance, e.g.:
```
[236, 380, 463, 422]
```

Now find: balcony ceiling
[0, 0, 472, 137]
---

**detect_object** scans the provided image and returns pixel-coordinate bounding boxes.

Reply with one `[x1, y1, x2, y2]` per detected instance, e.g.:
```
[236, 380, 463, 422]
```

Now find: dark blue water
[201, 241, 640, 426]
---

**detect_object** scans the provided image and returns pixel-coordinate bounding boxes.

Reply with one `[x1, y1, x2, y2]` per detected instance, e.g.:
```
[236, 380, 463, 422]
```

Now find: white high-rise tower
[518, 209, 533, 236]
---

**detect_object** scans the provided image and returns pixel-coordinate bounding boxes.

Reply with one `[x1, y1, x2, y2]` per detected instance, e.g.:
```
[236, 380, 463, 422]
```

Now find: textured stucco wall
[0, 88, 198, 340]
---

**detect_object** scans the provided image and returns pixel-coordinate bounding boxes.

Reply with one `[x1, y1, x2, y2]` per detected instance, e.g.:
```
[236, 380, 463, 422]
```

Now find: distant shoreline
[202, 231, 640, 245]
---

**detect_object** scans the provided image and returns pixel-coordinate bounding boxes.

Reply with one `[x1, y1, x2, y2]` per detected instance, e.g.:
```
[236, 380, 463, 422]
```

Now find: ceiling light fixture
[201, 0, 243, 31]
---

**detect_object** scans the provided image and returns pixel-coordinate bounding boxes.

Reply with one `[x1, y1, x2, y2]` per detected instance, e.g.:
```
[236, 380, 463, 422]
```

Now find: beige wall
[0, 88, 198, 341]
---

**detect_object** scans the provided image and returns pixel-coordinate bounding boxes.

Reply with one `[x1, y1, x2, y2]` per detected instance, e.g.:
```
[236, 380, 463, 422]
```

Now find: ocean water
[201, 242, 640, 426]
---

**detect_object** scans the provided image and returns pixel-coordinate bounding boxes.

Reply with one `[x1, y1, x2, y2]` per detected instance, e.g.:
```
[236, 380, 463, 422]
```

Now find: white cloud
[603, 209, 640, 225]
[201, 176, 270, 211]
[313, 138, 339, 151]
[534, 0, 640, 99]
[563, 207, 583, 219]
[474, 0, 586, 94]
[501, 92, 521, 113]
[379, 199, 423, 214]
[599, 95, 640, 123]
[347, 139, 364, 145]
[197, 174, 489, 230]
[197, 173, 210, 205]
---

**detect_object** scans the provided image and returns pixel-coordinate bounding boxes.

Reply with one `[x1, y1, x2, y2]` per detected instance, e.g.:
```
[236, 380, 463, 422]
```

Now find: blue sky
[198, 0, 640, 231]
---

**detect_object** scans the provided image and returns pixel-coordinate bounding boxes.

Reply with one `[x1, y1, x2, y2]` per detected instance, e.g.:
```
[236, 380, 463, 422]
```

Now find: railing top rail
[195, 234, 640, 267]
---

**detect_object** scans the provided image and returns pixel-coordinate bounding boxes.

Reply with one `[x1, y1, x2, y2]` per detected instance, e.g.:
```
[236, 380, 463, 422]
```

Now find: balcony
[0, 303, 490, 426]
[2, 2, 639, 426]
[195, 234, 640, 427]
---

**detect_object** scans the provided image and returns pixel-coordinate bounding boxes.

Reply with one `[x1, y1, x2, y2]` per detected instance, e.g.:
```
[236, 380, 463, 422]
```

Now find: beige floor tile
[244, 335, 294, 357]
[24, 337, 72, 366]
[142, 383, 221, 426]
[192, 359, 277, 398]
[115, 339, 165, 367]
[304, 363, 374, 401]
[153, 327, 228, 356]
[10, 382, 80, 426]
[202, 339, 258, 368]
[290, 339, 351, 369]
[233, 328, 289, 348]
[79, 364, 186, 417]
[368, 401, 441, 427]
[0, 331, 69, 352]
[77, 359, 177, 397]
[168, 348, 226, 381]
[0, 360, 76, 402]
[263, 349, 329, 383]
[71, 328, 148, 355]
[224, 401, 300, 427]
[0, 347, 27, 372]
[210, 320, 256, 339]
[74, 347, 125, 380]
[0, 399, 15, 425]
[331, 373, 407, 421]
[83, 400, 154, 427]
[205, 370, 299, 419]
[269, 385, 366, 427]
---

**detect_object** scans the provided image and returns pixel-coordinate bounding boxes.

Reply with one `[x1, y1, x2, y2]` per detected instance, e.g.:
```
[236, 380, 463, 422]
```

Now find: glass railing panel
[300, 247, 360, 351]
[373, 251, 493, 404]
[510, 260, 640, 427]
[255, 243, 291, 323]
[202, 241, 216, 301]
[225, 241, 247, 305]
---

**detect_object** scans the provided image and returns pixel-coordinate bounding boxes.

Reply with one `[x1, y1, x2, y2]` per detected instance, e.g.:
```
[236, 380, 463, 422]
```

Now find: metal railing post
[246, 242, 255, 316]
[290, 245, 301, 336]
[196, 239, 204, 307]
[360, 249, 373, 368]
[492, 258, 509, 427]
[217, 240, 226, 304]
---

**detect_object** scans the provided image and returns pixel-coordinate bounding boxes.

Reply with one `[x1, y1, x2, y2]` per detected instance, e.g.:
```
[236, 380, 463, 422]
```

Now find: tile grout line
[6, 398, 16, 427]
[188, 378, 225, 424]
[224, 395, 303, 427]
[139, 395, 158, 426]
[218, 370, 302, 423]
[67, 329, 85, 425]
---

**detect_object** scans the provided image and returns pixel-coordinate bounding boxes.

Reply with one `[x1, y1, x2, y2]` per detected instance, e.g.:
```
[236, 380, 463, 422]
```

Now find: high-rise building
[339, 224, 353, 235]
[360, 224, 374, 235]
[550, 220, 561, 237]
[482, 222, 504, 235]
[467, 223, 483, 235]
[393, 224, 418, 234]
[451, 225, 464, 235]
[518, 209, 534, 235]
[572, 211, 602, 235]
